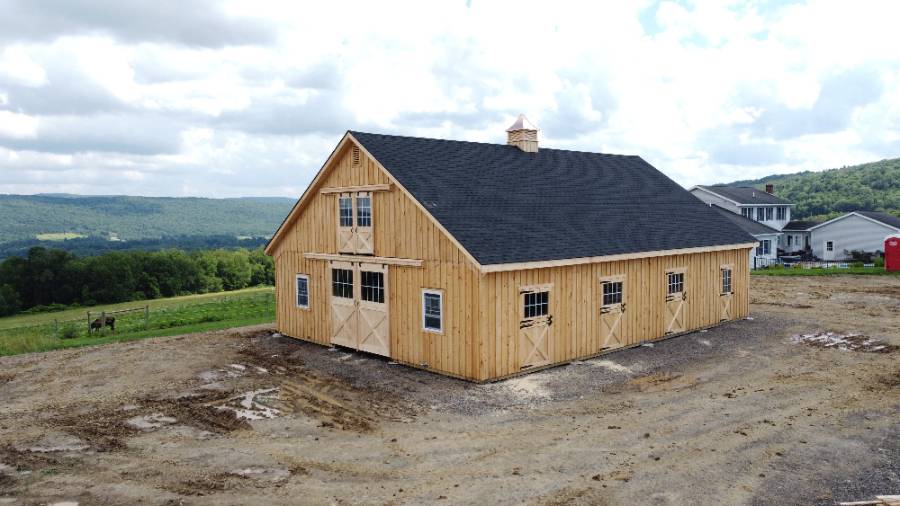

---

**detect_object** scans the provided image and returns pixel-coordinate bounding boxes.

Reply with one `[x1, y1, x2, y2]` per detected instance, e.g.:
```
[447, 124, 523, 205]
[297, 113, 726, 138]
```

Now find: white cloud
[0, 0, 899, 196]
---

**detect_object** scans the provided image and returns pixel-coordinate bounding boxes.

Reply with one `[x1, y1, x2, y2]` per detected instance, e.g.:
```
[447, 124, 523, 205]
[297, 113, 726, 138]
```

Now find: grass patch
[35, 232, 86, 241]
[752, 266, 900, 276]
[0, 288, 274, 357]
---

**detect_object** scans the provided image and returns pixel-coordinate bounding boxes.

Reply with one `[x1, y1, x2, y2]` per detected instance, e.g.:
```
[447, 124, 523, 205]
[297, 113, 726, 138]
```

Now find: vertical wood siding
[476, 248, 750, 381]
[272, 143, 482, 380]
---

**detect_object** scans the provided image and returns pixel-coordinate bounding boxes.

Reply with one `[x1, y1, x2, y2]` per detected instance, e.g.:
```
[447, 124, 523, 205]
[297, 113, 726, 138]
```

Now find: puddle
[790, 332, 898, 353]
[126, 413, 177, 430]
[18, 434, 88, 453]
[198, 363, 269, 383]
[217, 388, 281, 420]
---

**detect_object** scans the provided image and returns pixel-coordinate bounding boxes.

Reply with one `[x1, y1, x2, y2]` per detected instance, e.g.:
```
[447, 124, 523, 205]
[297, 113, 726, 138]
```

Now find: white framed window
[756, 207, 764, 221]
[741, 208, 752, 219]
[667, 272, 684, 294]
[356, 195, 372, 227]
[756, 240, 771, 256]
[331, 268, 353, 298]
[295, 274, 310, 309]
[338, 197, 353, 227]
[776, 206, 787, 220]
[361, 270, 384, 303]
[601, 280, 623, 306]
[523, 290, 550, 318]
[826, 241, 834, 252]
[721, 267, 732, 294]
[422, 289, 443, 332]
[765, 207, 774, 220]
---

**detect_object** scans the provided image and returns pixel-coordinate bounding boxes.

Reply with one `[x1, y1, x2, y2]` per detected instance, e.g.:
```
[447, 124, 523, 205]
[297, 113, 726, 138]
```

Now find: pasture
[0, 287, 275, 356]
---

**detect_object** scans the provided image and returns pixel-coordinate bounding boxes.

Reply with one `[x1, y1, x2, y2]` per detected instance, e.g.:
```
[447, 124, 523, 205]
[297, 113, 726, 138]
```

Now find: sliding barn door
[357, 263, 389, 357]
[665, 270, 686, 334]
[519, 284, 552, 369]
[330, 261, 357, 348]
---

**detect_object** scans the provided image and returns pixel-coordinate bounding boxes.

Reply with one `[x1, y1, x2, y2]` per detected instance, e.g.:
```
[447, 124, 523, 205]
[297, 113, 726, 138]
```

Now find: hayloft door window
[719, 265, 733, 321]
[600, 276, 625, 350]
[519, 284, 552, 369]
[336, 192, 375, 255]
[665, 269, 686, 334]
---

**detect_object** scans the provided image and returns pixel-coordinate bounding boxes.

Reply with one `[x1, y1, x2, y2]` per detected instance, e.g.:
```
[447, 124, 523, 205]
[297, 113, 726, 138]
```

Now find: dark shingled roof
[351, 131, 756, 265]
[709, 205, 781, 236]
[856, 211, 900, 229]
[783, 220, 821, 231]
[696, 185, 792, 205]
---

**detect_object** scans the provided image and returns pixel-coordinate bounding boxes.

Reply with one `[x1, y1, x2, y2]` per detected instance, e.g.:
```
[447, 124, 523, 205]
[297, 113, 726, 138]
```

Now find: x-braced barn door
[357, 263, 389, 356]
[519, 284, 552, 369]
[665, 269, 687, 334]
[330, 261, 357, 349]
[336, 192, 374, 255]
[719, 265, 733, 322]
[329, 261, 390, 357]
[600, 276, 625, 350]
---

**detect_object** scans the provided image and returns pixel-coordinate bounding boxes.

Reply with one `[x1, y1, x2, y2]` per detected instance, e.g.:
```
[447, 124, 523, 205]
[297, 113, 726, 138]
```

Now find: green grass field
[752, 266, 899, 276]
[0, 287, 275, 357]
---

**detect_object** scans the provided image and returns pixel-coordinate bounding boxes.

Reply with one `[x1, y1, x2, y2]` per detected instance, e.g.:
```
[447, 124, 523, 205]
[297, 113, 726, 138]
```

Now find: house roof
[856, 211, 900, 229]
[709, 205, 781, 237]
[349, 131, 756, 266]
[694, 185, 792, 205]
[783, 220, 821, 231]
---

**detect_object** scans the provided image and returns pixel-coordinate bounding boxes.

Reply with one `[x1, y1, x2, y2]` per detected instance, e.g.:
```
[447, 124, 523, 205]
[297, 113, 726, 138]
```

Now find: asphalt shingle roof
[856, 211, 900, 229]
[709, 205, 781, 236]
[696, 185, 792, 205]
[783, 220, 821, 231]
[351, 131, 756, 265]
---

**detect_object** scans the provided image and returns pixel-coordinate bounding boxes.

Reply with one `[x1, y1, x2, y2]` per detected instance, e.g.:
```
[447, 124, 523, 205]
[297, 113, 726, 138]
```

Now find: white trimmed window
[667, 272, 684, 294]
[295, 274, 309, 309]
[721, 268, 732, 294]
[601, 280, 623, 306]
[826, 241, 834, 252]
[422, 289, 443, 332]
[776, 206, 787, 220]
[765, 207, 774, 220]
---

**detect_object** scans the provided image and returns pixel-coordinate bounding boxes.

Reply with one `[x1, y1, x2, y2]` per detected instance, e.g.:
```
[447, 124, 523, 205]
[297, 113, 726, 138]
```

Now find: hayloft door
[357, 263, 389, 356]
[337, 194, 355, 254]
[665, 269, 686, 334]
[330, 261, 357, 348]
[336, 192, 374, 255]
[719, 265, 733, 321]
[354, 192, 374, 255]
[519, 284, 552, 369]
[600, 276, 625, 350]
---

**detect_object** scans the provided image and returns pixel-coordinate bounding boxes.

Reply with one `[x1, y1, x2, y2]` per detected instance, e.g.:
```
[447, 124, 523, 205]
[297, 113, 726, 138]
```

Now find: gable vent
[352, 145, 361, 166]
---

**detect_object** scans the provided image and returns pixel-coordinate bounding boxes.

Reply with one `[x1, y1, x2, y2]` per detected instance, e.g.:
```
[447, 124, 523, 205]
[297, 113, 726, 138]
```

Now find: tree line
[0, 247, 274, 317]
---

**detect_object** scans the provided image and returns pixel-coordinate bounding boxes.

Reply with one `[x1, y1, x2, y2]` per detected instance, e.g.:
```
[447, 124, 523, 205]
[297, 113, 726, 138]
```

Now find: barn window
[360, 271, 384, 303]
[332, 268, 353, 298]
[765, 207, 774, 220]
[422, 289, 443, 332]
[756, 208, 764, 221]
[602, 280, 623, 306]
[356, 196, 371, 227]
[667, 272, 684, 294]
[777, 206, 787, 220]
[295, 274, 309, 308]
[523, 291, 549, 319]
[721, 268, 732, 294]
[826, 241, 834, 252]
[339, 197, 353, 227]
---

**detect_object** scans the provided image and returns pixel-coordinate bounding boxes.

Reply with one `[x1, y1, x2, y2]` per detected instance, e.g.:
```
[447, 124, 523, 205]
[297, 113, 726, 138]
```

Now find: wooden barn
[265, 116, 756, 382]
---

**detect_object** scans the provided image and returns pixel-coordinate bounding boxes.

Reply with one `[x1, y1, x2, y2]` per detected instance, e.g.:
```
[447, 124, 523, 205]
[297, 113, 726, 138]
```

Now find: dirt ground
[1, 275, 897, 505]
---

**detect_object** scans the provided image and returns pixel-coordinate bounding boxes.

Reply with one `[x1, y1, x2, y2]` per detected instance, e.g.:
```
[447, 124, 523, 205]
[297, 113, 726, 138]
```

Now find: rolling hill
[0, 194, 295, 256]
[724, 158, 900, 221]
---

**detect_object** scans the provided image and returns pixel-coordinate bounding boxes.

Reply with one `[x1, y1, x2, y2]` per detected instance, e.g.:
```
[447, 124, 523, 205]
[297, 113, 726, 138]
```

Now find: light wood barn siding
[476, 248, 750, 381]
[272, 143, 482, 380]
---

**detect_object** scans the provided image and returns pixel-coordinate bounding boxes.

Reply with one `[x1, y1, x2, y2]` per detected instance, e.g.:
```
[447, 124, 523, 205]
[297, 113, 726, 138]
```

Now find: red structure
[886, 235, 900, 272]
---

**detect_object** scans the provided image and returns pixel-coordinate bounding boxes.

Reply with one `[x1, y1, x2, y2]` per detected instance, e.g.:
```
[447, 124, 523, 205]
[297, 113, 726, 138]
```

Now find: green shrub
[875, 256, 885, 268]
[60, 325, 79, 339]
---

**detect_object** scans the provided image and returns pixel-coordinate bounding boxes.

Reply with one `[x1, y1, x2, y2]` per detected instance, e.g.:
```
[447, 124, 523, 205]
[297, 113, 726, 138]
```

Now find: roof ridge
[349, 130, 639, 158]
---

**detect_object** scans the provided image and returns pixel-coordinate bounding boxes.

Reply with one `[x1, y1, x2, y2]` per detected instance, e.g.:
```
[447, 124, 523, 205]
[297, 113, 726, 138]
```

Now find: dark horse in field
[90, 316, 115, 333]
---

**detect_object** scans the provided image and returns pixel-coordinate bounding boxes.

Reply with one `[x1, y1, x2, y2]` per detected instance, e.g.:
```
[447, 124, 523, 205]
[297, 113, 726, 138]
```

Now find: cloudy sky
[0, 0, 898, 198]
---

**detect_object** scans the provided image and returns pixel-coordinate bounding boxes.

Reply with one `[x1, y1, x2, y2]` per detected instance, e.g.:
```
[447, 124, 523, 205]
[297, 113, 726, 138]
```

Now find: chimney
[506, 114, 539, 153]
[765, 183, 774, 194]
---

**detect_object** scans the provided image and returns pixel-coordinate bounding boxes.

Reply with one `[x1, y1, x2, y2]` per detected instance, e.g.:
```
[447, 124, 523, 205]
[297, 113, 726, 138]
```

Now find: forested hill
[724, 158, 900, 221]
[0, 194, 295, 244]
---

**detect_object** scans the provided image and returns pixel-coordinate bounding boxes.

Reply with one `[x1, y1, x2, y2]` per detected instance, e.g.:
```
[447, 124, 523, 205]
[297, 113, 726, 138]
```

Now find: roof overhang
[807, 212, 900, 232]
[480, 242, 758, 274]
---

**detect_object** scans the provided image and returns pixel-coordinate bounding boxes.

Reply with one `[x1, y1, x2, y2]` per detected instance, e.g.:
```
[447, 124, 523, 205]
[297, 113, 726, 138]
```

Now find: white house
[809, 211, 900, 260]
[781, 220, 820, 255]
[709, 204, 781, 268]
[689, 184, 794, 234]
